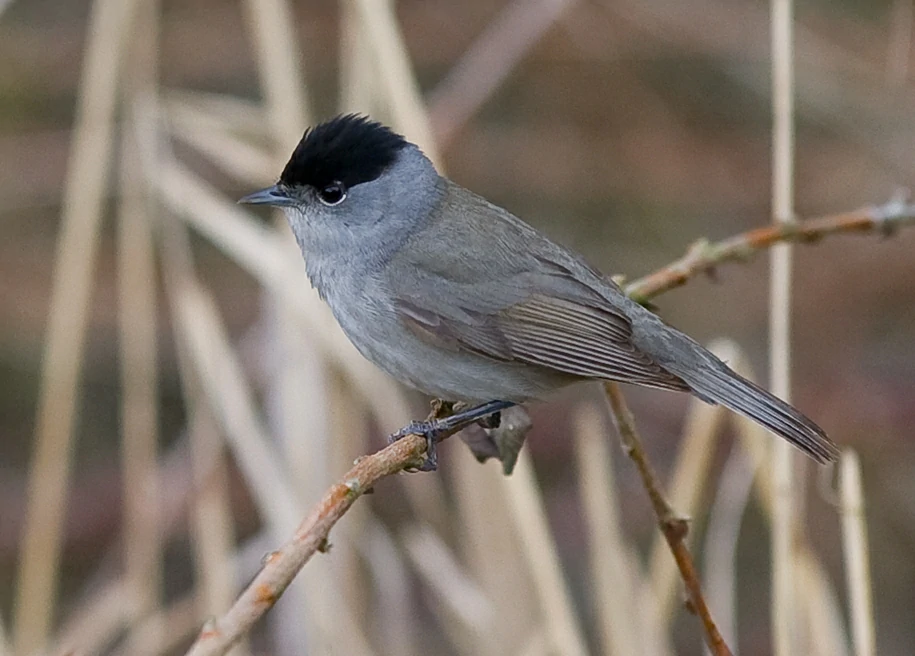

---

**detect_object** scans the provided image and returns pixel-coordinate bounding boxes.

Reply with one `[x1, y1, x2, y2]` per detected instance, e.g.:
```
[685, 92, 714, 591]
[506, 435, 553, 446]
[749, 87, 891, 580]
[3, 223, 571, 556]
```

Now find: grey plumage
[240, 114, 839, 464]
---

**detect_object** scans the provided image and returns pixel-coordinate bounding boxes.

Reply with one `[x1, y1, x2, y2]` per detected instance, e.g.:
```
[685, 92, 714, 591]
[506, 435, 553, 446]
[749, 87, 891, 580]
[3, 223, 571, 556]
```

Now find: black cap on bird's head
[240, 114, 408, 207]
[280, 114, 408, 190]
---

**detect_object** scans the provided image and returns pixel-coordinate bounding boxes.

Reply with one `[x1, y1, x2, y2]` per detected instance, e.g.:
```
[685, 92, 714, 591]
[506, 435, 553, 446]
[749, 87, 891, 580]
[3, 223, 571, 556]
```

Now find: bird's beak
[238, 185, 294, 207]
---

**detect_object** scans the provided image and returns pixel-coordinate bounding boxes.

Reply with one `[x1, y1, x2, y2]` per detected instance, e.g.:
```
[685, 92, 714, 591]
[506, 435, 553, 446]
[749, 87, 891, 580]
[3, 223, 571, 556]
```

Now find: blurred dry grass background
[1, 0, 914, 654]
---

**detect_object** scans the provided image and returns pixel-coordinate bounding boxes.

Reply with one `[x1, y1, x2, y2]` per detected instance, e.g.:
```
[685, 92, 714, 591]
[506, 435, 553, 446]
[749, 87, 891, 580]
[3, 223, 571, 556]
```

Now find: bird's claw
[389, 401, 516, 472]
[389, 420, 441, 471]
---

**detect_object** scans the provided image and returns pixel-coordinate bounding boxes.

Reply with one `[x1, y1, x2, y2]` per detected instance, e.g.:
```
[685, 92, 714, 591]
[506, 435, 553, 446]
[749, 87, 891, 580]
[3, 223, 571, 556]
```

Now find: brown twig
[603, 382, 733, 656]
[185, 433, 428, 656]
[184, 198, 914, 656]
[624, 195, 915, 302]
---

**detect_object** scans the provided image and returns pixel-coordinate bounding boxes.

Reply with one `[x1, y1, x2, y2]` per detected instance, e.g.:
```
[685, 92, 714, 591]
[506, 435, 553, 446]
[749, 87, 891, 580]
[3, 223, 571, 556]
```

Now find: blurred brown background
[1, 0, 914, 654]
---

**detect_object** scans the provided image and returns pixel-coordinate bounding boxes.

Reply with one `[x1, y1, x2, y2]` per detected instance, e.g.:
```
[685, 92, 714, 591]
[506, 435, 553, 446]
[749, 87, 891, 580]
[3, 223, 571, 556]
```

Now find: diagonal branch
[604, 382, 733, 656]
[183, 196, 914, 656]
[185, 432, 428, 656]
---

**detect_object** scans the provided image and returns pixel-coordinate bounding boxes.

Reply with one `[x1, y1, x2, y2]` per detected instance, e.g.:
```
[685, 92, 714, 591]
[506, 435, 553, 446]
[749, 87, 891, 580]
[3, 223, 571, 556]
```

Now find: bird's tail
[675, 364, 839, 463]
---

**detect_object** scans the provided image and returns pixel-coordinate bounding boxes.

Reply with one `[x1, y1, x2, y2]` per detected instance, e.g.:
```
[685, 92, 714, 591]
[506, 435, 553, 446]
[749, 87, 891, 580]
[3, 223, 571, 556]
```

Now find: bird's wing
[395, 290, 689, 392]
[388, 183, 689, 392]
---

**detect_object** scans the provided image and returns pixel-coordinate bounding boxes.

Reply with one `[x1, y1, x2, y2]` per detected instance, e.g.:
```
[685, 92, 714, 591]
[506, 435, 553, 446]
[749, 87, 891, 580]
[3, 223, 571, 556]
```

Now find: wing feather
[397, 292, 689, 393]
[498, 296, 690, 391]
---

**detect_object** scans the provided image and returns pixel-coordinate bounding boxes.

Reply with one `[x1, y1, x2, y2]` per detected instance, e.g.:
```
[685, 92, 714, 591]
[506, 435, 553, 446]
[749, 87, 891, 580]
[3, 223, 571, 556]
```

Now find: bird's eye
[317, 182, 347, 206]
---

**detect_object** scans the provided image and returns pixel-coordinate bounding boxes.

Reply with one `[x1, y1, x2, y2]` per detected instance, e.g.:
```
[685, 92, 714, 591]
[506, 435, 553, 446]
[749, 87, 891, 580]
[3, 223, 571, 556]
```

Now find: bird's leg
[389, 400, 516, 471]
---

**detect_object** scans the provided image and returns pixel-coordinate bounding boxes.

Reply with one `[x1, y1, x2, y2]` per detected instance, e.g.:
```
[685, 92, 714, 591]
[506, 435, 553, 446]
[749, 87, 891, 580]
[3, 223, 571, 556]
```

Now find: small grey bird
[240, 114, 839, 468]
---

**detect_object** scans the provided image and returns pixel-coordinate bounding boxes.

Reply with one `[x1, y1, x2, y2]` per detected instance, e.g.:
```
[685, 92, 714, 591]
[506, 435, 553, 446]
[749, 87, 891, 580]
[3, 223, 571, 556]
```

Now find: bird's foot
[388, 400, 516, 472]
[389, 419, 442, 471]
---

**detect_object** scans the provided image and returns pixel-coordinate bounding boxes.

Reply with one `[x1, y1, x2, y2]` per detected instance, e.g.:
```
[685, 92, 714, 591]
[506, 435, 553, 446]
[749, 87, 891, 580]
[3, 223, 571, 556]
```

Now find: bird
[239, 113, 839, 469]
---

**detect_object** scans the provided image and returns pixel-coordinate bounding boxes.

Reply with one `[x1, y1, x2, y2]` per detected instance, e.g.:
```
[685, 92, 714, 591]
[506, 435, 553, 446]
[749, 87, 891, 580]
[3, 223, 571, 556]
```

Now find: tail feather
[677, 366, 839, 464]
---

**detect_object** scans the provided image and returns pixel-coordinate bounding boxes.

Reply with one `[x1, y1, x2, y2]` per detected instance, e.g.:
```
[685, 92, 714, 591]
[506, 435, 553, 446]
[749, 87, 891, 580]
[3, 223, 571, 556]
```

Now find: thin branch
[624, 195, 915, 301]
[183, 198, 915, 656]
[603, 382, 733, 656]
[184, 432, 426, 656]
[648, 348, 728, 627]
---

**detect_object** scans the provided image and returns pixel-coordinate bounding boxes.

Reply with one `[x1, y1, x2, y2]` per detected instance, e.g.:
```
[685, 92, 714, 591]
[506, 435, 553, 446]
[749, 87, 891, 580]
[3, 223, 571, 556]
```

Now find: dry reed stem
[115, 593, 200, 656]
[183, 432, 429, 656]
[41, 417, 240, 655]
[339, 0, 377, 115]
[502, 451, 589, 656]
[351, 0, 440, 166]
[117, 3, 163, 647]
[186, 409, 244, 636]
[157, 214, 251, 656]
[167, 110, 274, 184]
[797, 558, 850, 656]
[736, 420, 851, 656]
[428, 0, 574, 147]
[358, 521, 414, 656]
[452, 448, 539, 656]
[401, 525, 495, 633]
[155, 180, 244, 631]
[770, 0, 798, 652]
[702, 424, 758, 648]
[324, 378, 373, 625]
[180, 199, 913, 655]
[574, 405, 642, 656]
[117, 126, 164, 654]
[516, 630, 550, 656]
[840, 451, 876, 656]
[604, 382, 733, 656]
[165, 90, 268, 136]
[43, 423, 226, 656]
[728, 353, 849, 654]
[175, 284, 302, 534]
[50, 582, 131, 656]
[159, 159, 291, 281]
[14, 0, 142, 651]
[242, 0, 310, 146]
